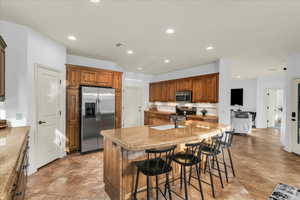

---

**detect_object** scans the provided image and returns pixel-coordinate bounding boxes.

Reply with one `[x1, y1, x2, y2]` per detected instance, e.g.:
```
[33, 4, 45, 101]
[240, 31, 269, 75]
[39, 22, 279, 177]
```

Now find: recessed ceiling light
[165, 28, 175, 35]
[206, 46, 214, 51]
[68, 35, 77, 41]
[127, 50, 134, 55]
[164, 59, 170, 63]
[90, 0, 100, 3]
[137, 67, 143, 71]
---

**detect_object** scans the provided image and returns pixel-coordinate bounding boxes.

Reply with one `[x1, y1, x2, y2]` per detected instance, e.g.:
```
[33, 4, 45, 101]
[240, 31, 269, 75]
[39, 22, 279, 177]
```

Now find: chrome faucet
[170, 114, 186, 128]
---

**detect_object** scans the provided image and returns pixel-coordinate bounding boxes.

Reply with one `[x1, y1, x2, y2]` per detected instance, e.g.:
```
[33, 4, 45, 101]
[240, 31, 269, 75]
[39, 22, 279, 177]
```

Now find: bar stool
[133, 145, 177, 200]
[200, 134, 224, 198]
[219, 131, 236, 182]
[172, 141, 205, 200]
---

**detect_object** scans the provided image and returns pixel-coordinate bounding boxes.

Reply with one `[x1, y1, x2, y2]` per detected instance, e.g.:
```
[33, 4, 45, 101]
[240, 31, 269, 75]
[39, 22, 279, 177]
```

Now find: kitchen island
[101, 120, 230, 200]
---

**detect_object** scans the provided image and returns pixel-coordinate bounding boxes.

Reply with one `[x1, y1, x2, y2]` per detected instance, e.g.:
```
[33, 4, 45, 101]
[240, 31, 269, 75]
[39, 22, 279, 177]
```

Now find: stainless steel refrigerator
[80, 86, 115, 153]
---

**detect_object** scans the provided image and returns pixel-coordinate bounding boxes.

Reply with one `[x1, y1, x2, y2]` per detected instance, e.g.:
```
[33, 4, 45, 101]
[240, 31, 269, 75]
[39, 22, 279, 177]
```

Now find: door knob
[38, 121, 46, 125]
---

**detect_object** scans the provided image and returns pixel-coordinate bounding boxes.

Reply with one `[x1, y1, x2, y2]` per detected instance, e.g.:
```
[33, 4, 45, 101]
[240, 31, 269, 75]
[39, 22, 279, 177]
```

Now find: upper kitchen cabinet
[81, 70, 97, 85]
[176, 78, 192, 91]
[96, 70, 113, 87]
[205, 74, 219, 103]
[149, 73, 219, 103]
[192, 77, 206, 102]
[166, 80, 176, 101]
[113, 71, 122, 89]
[192, 73, 219, 103]
[67, 67, 81, 89]
[0, 36, 7, 101]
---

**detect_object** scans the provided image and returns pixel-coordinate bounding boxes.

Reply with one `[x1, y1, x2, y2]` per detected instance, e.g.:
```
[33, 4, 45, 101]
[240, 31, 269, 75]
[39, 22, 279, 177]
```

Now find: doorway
[35, 65, 63, 168]
[266, 88, 284, 129]
[292, 79, 300, 155]
[123, 86, 144, 128]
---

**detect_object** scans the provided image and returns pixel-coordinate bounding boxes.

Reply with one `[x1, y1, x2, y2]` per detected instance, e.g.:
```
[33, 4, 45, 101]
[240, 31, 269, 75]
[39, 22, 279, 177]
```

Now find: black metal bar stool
[171, 141, 205, 200]
[219, 131, 236, 182]
[200, 134, 224, 198]
[133, 145, 177, 200]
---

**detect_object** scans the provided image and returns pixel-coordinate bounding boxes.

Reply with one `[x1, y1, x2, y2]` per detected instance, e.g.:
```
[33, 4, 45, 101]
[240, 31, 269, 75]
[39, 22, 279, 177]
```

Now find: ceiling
[1, 0, 300, 78]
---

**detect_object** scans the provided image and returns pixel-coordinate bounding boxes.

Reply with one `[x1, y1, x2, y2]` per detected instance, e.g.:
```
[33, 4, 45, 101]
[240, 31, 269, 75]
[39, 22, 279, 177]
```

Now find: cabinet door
[192, 78, 206, 102]
[153, 83, 162, 102]
[113, 72, 122, 89]
[96, 70, 113, 87]
[67, 68, 81, 89]
[176, 78, 192, 91]
[81, 70, 97, 85]
[0, 48, 5, 98]
[68, 124, 80, 152]
[167, 81, 176, 101]
[149, 83, 155, 102]
[205, 75, 218, 103]
[67, 89, 80, 152]
[160, 82, 168, 102]
[115, 89, 122, 128]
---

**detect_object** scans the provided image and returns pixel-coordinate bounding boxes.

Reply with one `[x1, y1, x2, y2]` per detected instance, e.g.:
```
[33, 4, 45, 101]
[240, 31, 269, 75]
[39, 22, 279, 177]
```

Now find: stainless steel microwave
[176, 91, 192, 102]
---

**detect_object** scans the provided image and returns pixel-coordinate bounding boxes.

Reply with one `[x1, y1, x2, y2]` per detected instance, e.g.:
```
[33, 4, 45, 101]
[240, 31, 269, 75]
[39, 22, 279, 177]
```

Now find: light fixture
[164, 59, 170, 63]
[235, 75, 241, 79]
[137, 67, 143, 71]
[127, 50, 134, 55]
[68, 35, 77, 41]
[206, 46, 214, 51]
[90, 0, 101, 3]
[165, 28, 175, 35]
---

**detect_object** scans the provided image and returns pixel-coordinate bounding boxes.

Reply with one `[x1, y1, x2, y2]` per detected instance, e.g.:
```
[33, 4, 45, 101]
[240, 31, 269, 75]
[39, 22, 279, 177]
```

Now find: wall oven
[176, 91, 192, 102]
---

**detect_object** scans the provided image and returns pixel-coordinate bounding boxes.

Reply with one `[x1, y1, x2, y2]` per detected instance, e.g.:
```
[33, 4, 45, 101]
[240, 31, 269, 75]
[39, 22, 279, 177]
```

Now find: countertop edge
[0, 126, 30, 200]
[102, 123, 230, 151]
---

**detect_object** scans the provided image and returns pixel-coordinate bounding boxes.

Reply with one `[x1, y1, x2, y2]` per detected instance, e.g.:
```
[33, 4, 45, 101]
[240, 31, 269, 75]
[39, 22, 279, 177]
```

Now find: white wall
[0, 21, 29, 126]
[151, 62, 218, 82]
[218, 59, 232, 125]
[67, 54, 123, 72]
[230, 79, 257, 112]
[0, 20, 67, 174]
[27, 28, 67, 174]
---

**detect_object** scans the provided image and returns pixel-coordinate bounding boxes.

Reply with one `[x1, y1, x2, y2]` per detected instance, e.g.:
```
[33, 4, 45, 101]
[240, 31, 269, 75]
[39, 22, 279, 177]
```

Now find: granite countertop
[101, 120, 229, 151]
[144, 110, 218, 120]
[0, 126, 30, 200]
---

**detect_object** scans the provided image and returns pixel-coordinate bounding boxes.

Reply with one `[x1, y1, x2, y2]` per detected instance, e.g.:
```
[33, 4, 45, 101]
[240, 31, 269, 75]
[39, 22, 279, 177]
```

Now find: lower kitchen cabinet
[6, 133, 30, 200]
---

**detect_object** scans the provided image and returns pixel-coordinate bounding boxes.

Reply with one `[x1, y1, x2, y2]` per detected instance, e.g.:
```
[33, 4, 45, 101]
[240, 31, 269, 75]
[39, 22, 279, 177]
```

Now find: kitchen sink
[150, 124, 185, 131]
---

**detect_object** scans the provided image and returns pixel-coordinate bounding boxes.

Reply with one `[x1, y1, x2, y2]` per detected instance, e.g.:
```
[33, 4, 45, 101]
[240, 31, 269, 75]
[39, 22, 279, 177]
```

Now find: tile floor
[25, 128, 300, 200]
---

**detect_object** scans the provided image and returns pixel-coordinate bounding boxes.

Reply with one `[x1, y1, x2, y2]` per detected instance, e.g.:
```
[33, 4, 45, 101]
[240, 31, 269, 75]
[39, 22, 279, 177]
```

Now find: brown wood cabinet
[176, 78, 192, 91]
[149, 73, 219, 103]
[66, 89, 80, 152]
[66, 65, 123, 152]
[10, 136, 29, 200]
[144, 111, 218, 126]
[0, 36, 7, 101]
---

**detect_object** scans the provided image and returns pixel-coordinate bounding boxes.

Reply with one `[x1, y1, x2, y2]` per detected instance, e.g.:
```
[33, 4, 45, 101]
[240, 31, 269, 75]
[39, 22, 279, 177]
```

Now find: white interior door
[123, 87, 143, 128]
[292, 79, 300, 155]
[36, 66, 62, 168]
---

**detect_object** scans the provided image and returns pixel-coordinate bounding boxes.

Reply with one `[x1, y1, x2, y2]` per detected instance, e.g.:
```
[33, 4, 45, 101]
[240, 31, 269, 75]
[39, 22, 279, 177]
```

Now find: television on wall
[231, 88, 243, 106]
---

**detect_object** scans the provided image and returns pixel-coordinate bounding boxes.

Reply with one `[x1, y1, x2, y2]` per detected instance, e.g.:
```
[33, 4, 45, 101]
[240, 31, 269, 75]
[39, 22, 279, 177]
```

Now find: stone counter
[0, 127, 30, 200]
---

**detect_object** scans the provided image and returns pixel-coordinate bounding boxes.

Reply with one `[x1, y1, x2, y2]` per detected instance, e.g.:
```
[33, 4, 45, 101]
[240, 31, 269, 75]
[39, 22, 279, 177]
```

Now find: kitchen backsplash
[149, 102, 218, 116]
